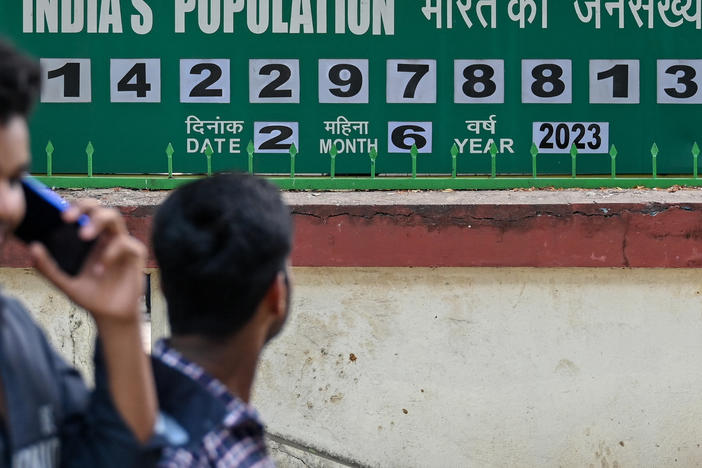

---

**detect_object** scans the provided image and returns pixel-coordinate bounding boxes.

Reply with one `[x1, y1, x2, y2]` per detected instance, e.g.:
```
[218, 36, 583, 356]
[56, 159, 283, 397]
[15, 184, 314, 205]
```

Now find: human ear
[262, 271, 288, 321]
[260, 270, 290, 342]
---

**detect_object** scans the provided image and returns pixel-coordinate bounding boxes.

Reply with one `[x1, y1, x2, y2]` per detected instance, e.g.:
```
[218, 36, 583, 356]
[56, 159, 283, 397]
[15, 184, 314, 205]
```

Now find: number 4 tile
[110, 59, 161, 103]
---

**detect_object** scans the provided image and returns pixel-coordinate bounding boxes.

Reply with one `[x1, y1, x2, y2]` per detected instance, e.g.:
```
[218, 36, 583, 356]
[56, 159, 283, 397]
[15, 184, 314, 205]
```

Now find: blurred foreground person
[152, 173, 293, 467]
[0, 40, 156, 466]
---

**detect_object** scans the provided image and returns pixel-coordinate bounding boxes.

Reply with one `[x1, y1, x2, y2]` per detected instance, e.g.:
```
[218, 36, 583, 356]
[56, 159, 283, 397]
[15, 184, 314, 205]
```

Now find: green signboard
[1, 0, 701, 177]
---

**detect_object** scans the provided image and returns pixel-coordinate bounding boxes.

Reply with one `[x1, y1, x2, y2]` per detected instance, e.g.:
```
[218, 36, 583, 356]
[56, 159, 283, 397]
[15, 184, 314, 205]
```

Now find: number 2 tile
[180, 59, 230, 104]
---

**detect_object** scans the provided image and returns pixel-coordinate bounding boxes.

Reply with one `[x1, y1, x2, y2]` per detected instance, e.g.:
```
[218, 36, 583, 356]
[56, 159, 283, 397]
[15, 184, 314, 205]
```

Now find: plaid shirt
[153, 339, 275, 468]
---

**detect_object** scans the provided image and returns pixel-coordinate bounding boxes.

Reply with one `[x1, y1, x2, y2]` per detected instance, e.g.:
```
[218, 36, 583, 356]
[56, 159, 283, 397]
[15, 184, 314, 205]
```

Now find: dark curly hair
[0, 39, 40, 125]
[153, 173, 293, 339]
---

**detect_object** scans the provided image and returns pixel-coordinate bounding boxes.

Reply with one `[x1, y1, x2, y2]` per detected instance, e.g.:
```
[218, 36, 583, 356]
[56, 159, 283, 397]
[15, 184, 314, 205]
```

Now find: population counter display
[2, 1, 702, 178]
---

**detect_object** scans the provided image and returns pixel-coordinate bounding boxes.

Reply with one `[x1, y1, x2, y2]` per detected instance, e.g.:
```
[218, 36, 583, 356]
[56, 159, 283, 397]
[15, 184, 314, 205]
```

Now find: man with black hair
[0, 39, 157, 466]
[151, 173, 293, 466]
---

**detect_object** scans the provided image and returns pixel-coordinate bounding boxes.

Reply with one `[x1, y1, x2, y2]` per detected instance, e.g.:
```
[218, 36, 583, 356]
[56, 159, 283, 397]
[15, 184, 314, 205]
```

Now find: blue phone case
[14, 177, 94, 275]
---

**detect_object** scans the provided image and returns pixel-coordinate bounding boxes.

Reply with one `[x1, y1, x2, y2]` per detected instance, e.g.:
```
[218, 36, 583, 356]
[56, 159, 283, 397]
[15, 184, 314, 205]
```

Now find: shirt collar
[152, 338, 264, 428]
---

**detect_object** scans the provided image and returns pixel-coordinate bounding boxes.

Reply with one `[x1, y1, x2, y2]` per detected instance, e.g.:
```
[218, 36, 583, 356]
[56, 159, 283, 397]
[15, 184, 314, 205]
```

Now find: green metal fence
[36, 139, 702, 191]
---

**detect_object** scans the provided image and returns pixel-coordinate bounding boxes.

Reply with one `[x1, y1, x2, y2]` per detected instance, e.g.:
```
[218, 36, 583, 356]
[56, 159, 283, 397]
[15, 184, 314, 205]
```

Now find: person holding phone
[0, 40, 157, 466]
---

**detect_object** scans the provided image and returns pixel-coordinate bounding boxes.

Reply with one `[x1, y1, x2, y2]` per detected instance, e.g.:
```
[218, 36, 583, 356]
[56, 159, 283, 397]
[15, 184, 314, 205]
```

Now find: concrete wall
[6, 266, 702, 467]
[0, 268, 152, 383]
[0, 268, 96, 382]
[254, 267, 702, 467]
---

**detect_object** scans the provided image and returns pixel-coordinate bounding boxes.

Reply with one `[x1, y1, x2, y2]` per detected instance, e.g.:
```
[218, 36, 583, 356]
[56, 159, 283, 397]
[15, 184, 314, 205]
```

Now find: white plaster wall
[0, 268, 152, 383]
[0, 268, 96, 382]
[4, 267, 702, 467]
[255, 268, 702, 468]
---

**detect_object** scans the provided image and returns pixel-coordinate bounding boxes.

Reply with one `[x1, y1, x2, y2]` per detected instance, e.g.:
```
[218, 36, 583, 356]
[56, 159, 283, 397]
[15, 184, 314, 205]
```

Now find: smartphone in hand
[14, 177, 95, 276]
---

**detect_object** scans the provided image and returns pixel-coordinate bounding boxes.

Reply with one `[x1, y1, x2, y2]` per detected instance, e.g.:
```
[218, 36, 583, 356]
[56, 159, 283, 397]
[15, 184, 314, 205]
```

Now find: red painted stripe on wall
[2, 203, 701, 269]
[290, 204, 702, 268]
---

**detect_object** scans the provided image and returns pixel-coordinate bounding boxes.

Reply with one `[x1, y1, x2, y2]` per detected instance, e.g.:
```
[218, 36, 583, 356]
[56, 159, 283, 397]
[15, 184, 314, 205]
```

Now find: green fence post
[329, 145, 337, 179]
[490, 142, 497, 179]
[410, 145, 418, 179]
[165, 143, 174, 178]
[247, 140, 254, 174]
[450, 143, 458, 179]
[610, 145, 617, 179]
[693, 142, 700, 179]
[85, 142, 94, 178]
[369, 147, 377, 179]
[45, 141, 54, 177]
[530, 143, 538, 179]
[651, 142, 659, 179]
[570, 144, 578, 178]
[289, 143, 297, 179]
[204, 144, 213, 176]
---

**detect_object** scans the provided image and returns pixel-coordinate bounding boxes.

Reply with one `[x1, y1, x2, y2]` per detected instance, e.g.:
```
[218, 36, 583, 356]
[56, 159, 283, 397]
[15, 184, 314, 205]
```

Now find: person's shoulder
[157, 421, 275, 468]
[0, 292, 56, 349]
[150, 343, 274, 467]
[150, 350, 229, 453]
[157, 445, 204, 468]
[0, 292, 33, 321]
[205, 422, 274, 467]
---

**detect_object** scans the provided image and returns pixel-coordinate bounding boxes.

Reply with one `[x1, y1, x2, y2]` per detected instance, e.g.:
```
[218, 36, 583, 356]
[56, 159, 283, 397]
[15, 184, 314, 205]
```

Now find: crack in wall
[273, 444, 312, 468]
[267, 432, 370, 468]
[290, 203, 702, 266]
[291, 203, 690, 226]
[69, 309, 79, 366]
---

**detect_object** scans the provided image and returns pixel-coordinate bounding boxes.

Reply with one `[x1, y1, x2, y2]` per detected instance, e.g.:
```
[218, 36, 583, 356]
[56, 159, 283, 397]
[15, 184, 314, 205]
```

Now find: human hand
[29, 199, 147, 325]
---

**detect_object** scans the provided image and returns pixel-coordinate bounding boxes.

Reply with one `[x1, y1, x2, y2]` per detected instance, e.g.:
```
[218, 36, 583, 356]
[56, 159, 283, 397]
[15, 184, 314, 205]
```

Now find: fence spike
[369, 147, 377, 179]
[289, 143, 297, 179]
[204, 143, 213, 176]
[693, 142, 699, 179]
[610, 145, 617, 179]
[165, 143, 174, 178]
[570, 144, 577, 178]
[246, 140, 255, 174]
[651, 142, 658, 179]
[329, 145, 337, 179]
[530, 143, 538, 178]
[450, 143, 458, 179]
[490, 142, 498, 179]
[410, 144, 418, 179]
[45, 141, 54, 177]
[86, 141, 94, 177]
